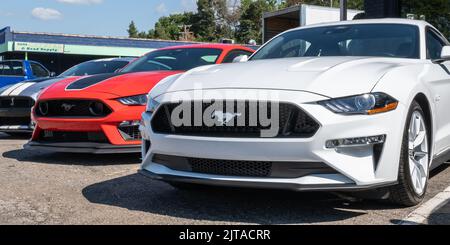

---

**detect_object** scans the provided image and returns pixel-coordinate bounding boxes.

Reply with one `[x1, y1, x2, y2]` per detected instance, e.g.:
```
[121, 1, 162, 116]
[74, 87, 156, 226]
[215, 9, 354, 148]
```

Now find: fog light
[326, 135, 386, 148]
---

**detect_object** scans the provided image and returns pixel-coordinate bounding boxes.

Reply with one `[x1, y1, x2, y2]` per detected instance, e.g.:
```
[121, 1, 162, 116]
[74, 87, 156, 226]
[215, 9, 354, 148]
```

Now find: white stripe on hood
[1, 82, 25, 96]
[9, 82, 36, 96]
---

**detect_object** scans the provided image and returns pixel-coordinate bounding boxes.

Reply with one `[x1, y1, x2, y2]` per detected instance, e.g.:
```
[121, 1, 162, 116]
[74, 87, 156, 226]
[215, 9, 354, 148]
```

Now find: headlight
[146, 97, 160, 113]
[317, 92, 398, 115]
[117, 94, 148, 106]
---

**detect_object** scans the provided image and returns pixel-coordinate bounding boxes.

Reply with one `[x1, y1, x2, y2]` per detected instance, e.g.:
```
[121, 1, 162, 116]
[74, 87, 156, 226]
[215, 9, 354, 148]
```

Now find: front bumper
[139, 169, 396, 191]
[24, 141, 140, 154]
[30, 97, 144, 154]
[0, 107, 33, 133]
[139, 89, 408, 190]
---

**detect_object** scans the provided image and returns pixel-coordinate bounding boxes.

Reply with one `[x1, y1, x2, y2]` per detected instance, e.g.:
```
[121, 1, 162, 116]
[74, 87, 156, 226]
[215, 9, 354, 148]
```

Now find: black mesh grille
[35, 100, 112, 118]
[0, 97, 34, 109]
[189, 158, 272, 177]
[38, 131, 109, 143]
[151, 101, 320, 138]
[0, 117, 31, 126]
[118, 125, 142, 141]
[152, 154, 339, 178]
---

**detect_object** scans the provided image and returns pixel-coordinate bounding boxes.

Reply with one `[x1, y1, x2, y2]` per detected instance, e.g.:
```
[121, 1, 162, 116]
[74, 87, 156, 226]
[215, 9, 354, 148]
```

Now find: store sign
[14, 42, 64, 53]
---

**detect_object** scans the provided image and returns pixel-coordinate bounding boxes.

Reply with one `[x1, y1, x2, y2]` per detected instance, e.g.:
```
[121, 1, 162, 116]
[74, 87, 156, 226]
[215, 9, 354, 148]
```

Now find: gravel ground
[0, 132, 449, 225]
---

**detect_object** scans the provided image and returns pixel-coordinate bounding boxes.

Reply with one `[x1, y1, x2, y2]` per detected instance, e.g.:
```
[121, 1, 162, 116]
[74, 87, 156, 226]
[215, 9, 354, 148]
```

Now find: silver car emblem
[212, 111, 242, 126]
[10, 98, 15, 107]
[61, 103, 76, 112]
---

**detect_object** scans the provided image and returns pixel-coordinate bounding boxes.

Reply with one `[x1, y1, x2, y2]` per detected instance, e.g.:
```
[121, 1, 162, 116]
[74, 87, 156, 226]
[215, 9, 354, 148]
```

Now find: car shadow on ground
[0, 132, 31, 140]
[425, 199, 450, 225]
[2, 149, 141, 166]
[0, 132, 140, 166]
[430, 163, 450, 178]
[82, 173, 404, 224]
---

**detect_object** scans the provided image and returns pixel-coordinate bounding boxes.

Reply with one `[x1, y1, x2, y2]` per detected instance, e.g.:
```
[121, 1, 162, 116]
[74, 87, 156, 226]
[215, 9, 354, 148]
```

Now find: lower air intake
[189, 158, 272, 177]
[38, 131, 109, 143]
[152, 154, 339, 178]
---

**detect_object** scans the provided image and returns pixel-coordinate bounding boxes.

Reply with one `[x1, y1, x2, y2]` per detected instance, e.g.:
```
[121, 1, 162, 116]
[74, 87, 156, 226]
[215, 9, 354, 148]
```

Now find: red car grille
[35, 100, 112, 118]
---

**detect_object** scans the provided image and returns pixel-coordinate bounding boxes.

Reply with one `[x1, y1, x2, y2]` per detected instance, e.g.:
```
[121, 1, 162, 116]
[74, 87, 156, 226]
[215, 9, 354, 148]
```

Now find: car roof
[84, 57, 135, 63]
[0, 60, 31, 63]
[158, 43, 255, 52]
[289, 18, 431, 32]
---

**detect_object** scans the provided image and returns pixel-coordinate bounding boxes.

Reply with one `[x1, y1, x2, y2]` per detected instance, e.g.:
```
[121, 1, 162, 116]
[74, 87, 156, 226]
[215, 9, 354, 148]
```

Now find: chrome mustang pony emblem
[61, 103, 76, 112]
[211, 111, 242, 126]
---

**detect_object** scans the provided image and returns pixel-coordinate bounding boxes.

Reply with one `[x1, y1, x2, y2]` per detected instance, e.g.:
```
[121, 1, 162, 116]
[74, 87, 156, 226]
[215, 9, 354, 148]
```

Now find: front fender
[372, 62, 436, 156]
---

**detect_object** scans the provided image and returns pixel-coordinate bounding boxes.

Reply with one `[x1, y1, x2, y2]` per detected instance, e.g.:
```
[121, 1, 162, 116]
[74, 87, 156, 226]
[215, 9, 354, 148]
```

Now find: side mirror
[232, 55, 249, 63]
[49, 72, 56, 77]
[441, 46, 450, 60]
[432, 46, 450, 64]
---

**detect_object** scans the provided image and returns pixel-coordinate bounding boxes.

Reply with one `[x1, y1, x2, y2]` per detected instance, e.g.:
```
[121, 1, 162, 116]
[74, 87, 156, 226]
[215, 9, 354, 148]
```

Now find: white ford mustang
[139, 19, 450, 206]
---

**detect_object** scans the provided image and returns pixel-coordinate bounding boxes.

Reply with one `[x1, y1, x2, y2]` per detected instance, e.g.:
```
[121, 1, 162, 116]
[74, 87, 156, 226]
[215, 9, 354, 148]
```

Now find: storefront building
[0, 27, 199, 74]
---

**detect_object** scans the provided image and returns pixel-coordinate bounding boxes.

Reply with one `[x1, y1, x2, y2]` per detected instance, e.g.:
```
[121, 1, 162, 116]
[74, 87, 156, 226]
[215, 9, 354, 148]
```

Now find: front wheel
[389, 101, 430, 206]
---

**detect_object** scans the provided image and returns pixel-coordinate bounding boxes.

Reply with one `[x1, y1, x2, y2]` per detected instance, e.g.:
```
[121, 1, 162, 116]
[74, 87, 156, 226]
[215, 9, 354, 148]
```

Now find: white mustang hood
[161, 56, 420, 98]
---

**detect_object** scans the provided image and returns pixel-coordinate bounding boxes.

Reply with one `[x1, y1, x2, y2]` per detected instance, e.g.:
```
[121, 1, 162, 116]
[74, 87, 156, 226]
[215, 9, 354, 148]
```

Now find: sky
[0, 0, 198, 37]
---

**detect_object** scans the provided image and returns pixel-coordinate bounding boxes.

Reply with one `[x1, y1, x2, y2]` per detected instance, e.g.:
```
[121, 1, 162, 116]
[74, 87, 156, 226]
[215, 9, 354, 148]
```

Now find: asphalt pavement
[0, 132, 449, 225]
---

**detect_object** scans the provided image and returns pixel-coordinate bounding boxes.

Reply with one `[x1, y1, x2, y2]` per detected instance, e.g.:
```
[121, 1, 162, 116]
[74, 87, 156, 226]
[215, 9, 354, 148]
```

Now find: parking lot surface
[1, 133, 449, 225]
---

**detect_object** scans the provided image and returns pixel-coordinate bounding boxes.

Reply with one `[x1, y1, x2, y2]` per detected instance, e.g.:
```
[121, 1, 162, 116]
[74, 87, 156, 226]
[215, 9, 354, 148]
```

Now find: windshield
[59, 60, 130, 77]
[251, 24, 420, 60]
[121, 48, 223, 73]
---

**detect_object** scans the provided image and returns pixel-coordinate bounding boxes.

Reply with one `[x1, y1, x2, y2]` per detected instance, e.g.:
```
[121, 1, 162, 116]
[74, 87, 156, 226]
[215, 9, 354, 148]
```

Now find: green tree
[402, 0, 450, 37]
[236, 0, 277, 44]
[284, 0, 327, 7]
[191, 0, 217, 41]
[214, 0, 241, 39]
[149, 13, 195, 40]
[127, 21, 139, 38]
[282, 0, 363, 10]
[347, 0, 364, 10]
[127, 0, 366, 43]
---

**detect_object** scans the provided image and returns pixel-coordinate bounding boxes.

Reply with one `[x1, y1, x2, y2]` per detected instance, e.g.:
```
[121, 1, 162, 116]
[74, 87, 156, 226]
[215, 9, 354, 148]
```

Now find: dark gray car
[0, 57, 133, 134]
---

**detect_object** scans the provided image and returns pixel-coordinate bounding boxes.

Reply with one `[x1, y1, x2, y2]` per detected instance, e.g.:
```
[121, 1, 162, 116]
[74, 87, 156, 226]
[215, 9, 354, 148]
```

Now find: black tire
[388, 101, 429, 206]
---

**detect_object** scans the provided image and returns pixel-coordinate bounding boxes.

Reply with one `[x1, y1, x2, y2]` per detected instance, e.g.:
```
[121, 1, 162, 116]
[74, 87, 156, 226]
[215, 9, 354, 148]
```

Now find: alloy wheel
[408, 111, 429, 196]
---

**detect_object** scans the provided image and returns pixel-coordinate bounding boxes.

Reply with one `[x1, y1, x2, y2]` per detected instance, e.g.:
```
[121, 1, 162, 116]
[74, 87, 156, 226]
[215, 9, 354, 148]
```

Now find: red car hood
[86, 71, 182, 96]
[41, 71, 182, 99]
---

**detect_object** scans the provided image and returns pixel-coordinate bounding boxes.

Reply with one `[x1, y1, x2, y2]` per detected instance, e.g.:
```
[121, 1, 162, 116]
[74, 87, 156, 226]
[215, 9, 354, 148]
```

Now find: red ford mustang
[26, 44, 254, 154]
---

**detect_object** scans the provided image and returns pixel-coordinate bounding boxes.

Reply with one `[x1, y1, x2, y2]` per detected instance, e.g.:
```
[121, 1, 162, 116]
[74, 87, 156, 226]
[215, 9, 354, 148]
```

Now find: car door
[425, 27, 450, 158]
[0, 61, 27, 88]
